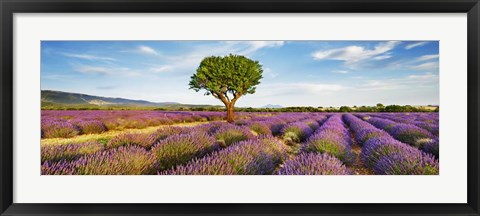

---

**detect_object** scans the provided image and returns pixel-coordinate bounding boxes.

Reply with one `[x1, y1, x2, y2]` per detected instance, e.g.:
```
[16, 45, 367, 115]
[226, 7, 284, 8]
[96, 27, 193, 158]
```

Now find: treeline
[175, 104, 439, 113]
[42, 104, 439, 113]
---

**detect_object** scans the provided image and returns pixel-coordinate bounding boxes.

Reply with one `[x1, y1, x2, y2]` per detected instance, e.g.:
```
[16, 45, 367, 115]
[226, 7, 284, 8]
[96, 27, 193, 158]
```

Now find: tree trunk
[226, 103, 235, 123]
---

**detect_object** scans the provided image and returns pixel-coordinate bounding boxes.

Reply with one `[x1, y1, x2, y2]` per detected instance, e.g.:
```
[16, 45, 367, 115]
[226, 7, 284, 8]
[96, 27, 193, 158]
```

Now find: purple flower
[73, 120, 107, 134]
[213, 124, 254, 147]
[41, 119, 79, 138]
[389, 124, 434, 147]
[303, 115, 354, 164]
[42, 160, 77, 175]
[361, 136, 417, 168]
[149, 126, 189, 142]
[276, 153, 352, 175]
[263, 117, 287, 136]
[248, 122, 272, 136]
[343, 114, 388, 144]
[42, 146, 157, 175]
[374, 152, 439, 175]
[106, 133, 157, 149]
[365, 117, 397, 132]
[151, 132, 218, 170]
[41, 142, 104, 162]
[421, 137, 439, 158]
[162, 137, 288, 175]
[281, 122, 314, 144]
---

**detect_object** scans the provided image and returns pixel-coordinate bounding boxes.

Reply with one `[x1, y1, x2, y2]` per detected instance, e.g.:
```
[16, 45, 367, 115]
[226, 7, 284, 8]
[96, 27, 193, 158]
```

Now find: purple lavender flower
[151, 132, 218, 170]
[281, 122, 314, 144]
[248, 122, 272, 136]
[106, 133, 157, 149]
[421, 137, 439, 158]
[343, 114, 388, 144]
[213, 124, 254, 147]
[361, 136, 418, 168]
[264, 117, 287, 136]
[304, 119, 321, 130]
[303, 115, 354, 164]
[41, 120, 79, 138]
[196, 122, 228, 135]
[415, 121, 439, 136]
[42, 160, 77, 175]
[276, 153, 352, 175]
[374, 152, 439, 175]
[389, 124, 434, 147]
[73, 120, 107, 134]
[366, 117, 397, 132]
[42, 146, 157, 175]
[41, 142, 104, 162]
[148, 126, 189, 142]
[234, 119, 249, 126]
[162, 137, 287, 175]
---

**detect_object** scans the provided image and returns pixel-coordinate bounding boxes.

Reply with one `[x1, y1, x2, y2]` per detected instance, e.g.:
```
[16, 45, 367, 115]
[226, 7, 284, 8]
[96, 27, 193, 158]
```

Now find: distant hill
[261, 104, 284, 108]
[41, 90, 178, 107]
[41, 90, 225, 110]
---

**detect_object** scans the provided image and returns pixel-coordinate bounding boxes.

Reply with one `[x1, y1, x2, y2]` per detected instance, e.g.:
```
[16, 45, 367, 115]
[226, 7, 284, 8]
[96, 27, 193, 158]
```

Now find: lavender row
[280, 115, 327, 144]
[362, 116, 438, 157]
[42, 146, 157, 175]
[276, 152, 352, 175]
[369, 113, 439, 136]
[343, 114, 438, 175]
[302, 114, 354, 164]
[162, 136, 288, 175]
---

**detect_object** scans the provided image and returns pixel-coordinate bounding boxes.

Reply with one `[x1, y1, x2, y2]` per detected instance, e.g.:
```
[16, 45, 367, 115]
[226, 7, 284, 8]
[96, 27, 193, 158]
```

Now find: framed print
[1, 0, 479, 215]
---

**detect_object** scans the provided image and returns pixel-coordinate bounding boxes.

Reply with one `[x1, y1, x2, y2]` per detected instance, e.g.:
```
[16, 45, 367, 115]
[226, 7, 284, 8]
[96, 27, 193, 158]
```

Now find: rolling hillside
[41, 90, 178, 107]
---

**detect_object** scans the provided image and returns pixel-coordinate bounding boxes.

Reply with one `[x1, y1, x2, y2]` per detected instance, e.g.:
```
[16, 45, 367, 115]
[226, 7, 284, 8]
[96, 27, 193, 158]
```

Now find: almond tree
[189, 54, 263, 123]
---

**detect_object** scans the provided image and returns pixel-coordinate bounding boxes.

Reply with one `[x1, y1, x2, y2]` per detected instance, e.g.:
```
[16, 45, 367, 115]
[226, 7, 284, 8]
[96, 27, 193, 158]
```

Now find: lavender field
[41, 111, 439, 175]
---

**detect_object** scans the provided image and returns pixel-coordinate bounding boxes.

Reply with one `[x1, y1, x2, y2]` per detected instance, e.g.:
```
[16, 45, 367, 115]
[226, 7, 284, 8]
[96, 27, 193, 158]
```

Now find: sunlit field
[41, 110, 439, 175]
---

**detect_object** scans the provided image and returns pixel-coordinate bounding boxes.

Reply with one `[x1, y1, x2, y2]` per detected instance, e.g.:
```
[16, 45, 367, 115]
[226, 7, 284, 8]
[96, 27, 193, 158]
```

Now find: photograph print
[40, 40, 439, 175]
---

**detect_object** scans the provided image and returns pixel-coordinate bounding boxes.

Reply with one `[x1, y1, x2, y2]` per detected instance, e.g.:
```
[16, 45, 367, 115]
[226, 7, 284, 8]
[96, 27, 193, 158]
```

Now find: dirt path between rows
[348, 130, 375, 175]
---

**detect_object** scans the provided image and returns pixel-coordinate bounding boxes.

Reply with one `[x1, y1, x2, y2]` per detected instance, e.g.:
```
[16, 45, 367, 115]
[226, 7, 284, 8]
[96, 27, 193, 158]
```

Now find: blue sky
[41, 41, 439, 107]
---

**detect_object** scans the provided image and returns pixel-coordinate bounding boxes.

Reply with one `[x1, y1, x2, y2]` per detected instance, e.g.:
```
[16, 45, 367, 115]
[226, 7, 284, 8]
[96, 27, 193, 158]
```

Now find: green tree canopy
[189, 54, 263, 122]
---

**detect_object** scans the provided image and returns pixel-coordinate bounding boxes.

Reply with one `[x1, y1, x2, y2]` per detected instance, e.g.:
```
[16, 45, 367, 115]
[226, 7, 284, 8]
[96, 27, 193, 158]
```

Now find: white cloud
[332, 70, 349, 74]
[410, 61, 439, 70]
[258, 83, 347, 97]
[351, 76, 364, 79]
[292, 83, 346, 93]
[62, 53, 116, 61]
[360, 72, 438, 91]
[237, 41, 285, 54]
[415, 54, 439, 62]
[153, 41, 285, 74]
[312, 41, 400, 67]
[42, 74, 74, 81]
[74, 65, 112, 75]
[263, 67, 279, 78]
[362, 80, 402, 90]
[373, 55, 392, 60]
[138, 45, 159, 55]
[73, 64, 141, 76]
[407, 72, 438, 80]
[405, 42, 428, 50]
[386, 54, 439, 71]
[150, 65, 173, 73]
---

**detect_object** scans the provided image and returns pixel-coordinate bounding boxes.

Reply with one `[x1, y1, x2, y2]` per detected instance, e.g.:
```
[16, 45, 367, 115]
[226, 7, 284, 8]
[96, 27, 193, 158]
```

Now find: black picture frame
[1, 0, 479, 215]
